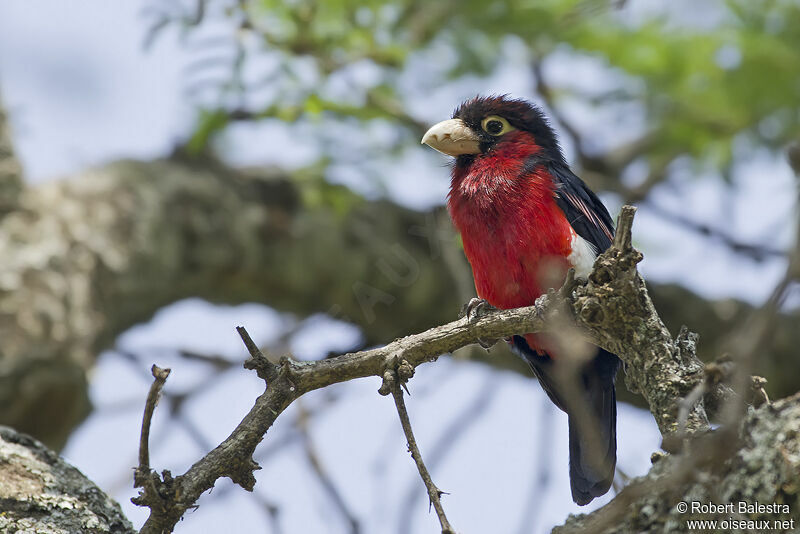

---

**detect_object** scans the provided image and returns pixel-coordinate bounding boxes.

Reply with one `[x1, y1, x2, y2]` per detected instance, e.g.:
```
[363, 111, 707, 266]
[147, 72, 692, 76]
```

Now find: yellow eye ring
[481, 115, 514, 136]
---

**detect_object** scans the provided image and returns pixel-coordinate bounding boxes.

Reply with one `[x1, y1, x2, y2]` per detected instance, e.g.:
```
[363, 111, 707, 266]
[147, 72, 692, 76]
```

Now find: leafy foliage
[148, 0, 800, 184]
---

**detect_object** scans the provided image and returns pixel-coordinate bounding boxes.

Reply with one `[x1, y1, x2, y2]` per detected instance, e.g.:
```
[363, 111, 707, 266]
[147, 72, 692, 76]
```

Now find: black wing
[548, 163, 615, 253]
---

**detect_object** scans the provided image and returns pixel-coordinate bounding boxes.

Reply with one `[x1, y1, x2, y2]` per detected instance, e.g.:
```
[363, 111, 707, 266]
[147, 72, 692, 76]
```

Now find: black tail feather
[568, 368, 617, 505]
[512, 336, 619, 505]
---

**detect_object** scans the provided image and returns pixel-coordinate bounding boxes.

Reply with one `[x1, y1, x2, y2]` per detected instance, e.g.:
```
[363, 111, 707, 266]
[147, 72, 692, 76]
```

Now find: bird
[421, 95, 620, 505]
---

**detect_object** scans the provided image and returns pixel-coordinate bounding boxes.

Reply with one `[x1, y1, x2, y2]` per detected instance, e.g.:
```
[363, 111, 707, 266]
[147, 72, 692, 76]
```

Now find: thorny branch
[237, 325, 279, 383]
[398, 375, 497, 534]
[132, 205, 738, 533]
[384, 366, 455, 534]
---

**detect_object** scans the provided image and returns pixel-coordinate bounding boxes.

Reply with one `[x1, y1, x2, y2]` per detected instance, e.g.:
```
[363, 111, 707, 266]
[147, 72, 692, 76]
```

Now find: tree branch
[133, 365, 172, 515]
[387, 371, 455, 534]
[554, 392, 800, 534]
[398, 375, 497, 534]
[0, 426, 135, 534]
[572, 206, 717, 434]
[136, 365, 171, 476]
[132, 206, 736, 532]
[554, 149, 800, 533]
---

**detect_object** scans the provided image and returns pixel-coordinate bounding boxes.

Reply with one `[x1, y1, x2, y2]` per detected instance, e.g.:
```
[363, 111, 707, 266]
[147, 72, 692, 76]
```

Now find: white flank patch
[568, 231, 597, 279]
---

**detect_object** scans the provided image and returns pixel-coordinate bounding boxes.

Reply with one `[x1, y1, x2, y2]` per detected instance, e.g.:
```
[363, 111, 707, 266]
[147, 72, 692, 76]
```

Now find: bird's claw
[460, 299, 500, 349]
[460, 297, 496, 322]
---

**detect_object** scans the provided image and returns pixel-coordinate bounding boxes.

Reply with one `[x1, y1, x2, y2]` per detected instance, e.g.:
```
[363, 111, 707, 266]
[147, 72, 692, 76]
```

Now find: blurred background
[0, 0, 798, 532]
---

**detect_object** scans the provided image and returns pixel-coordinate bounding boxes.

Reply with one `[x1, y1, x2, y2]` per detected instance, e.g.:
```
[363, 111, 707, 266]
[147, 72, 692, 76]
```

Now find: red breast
[447, 130, 574, 353]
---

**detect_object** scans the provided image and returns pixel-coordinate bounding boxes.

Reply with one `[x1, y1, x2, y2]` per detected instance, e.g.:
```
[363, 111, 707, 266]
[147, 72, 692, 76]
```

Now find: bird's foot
[460, 298, 496, 322]
[460, 298, 499, 349]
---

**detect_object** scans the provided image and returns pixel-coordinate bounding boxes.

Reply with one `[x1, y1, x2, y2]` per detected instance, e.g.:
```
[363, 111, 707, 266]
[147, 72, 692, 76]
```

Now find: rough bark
[553, 392, 800, 534]
[0, 426, 135, 534]
[650, 283, 800, 405]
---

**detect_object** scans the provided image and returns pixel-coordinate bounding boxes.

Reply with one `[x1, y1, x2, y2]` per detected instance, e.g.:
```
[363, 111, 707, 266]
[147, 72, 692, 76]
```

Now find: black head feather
[452, 95, 565, 163]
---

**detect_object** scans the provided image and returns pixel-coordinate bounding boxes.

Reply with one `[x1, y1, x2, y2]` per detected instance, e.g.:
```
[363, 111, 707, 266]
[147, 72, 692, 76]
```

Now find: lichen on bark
[0, 426, 135, 534]
[554, 392, 800, 534]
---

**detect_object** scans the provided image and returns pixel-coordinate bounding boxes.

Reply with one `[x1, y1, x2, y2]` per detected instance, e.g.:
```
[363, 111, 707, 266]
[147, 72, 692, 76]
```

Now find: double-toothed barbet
[422, 95, 620, 505]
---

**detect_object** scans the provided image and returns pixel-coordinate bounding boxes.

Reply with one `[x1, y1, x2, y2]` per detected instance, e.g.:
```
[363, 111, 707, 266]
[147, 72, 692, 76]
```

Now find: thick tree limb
[574, 206, 713, 434]
[554, 154, 800, 533]
[0, 426, 135, 534]
[553, 392, 800, 534]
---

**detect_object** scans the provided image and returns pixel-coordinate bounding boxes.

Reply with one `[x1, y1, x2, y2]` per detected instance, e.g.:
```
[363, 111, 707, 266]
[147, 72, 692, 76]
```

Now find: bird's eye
[481, 115, 514, 136]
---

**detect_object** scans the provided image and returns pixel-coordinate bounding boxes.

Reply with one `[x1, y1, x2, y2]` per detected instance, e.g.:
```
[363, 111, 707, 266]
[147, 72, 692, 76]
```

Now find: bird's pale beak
[421, 119, 481, 156]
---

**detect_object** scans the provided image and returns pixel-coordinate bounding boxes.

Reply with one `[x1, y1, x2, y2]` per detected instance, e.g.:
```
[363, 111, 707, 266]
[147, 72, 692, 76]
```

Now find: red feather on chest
[447, 134, 573, 335]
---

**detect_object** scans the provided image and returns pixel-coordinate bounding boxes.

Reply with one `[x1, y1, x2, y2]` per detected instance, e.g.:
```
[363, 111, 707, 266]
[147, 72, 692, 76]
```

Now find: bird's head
[421, 95, 564, 166]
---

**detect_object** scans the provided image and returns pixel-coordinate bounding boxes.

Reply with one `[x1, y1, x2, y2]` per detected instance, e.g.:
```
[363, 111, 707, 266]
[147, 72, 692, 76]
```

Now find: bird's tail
[512, 337, 618, 505]
[567, 354, 617, 505]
